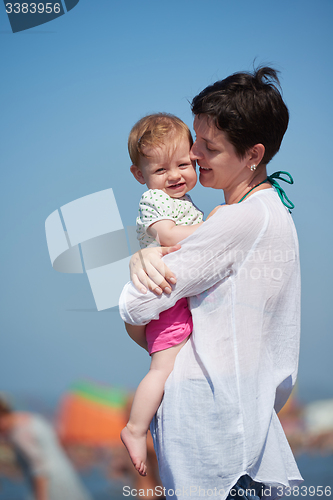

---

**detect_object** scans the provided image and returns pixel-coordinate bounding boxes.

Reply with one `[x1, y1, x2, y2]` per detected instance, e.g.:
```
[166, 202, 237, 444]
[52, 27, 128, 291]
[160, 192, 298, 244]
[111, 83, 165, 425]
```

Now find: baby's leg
[121, 337, 188, 476]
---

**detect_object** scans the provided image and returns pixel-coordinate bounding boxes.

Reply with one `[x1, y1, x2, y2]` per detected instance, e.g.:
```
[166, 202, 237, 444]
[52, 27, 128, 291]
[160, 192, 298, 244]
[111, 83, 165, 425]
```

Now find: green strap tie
[238, 170, 295, 211]
[267, 171, 295, 210]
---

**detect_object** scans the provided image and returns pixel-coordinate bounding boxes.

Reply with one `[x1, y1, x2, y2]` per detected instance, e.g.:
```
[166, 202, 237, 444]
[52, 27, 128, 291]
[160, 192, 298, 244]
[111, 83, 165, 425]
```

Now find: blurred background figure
[0, 394, 92, 500]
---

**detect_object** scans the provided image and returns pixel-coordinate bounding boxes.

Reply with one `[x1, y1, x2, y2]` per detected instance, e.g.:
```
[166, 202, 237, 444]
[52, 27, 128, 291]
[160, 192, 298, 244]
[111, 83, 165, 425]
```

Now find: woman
[119, 67, 302, 499]
[0, 395, 92, 500]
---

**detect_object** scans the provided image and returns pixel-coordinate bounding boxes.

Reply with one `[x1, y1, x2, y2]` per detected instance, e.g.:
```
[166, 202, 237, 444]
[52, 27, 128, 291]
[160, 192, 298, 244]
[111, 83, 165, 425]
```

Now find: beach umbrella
[57, 381, 129, 445]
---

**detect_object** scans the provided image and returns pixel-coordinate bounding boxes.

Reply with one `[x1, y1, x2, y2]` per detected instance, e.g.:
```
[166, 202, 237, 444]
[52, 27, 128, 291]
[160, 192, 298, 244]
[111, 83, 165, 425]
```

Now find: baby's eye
[179, 162, 191, 168]
[155, 168, 165, 173]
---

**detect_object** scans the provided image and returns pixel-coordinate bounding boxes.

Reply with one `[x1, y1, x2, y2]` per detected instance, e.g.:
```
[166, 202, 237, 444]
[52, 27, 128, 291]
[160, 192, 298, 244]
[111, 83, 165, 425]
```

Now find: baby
[121, 113, 206, 476]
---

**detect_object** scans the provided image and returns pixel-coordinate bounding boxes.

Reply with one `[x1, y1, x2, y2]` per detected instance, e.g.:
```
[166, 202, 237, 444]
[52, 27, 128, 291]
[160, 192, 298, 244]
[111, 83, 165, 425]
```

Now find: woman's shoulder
[213, 190, 271, 221]
[221, 188, 289, 219]
[196, 190, 274, 247]
[244, 187, 294, 223]
[211, 188, 294, 242]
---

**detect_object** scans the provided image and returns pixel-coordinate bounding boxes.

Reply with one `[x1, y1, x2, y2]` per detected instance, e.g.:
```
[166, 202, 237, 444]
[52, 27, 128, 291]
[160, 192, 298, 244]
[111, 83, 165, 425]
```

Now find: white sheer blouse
[119, 188, 302, 499]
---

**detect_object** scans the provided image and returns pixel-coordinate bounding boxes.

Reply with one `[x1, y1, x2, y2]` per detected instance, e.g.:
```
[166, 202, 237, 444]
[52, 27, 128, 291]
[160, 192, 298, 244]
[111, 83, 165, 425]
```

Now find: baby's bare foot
[121, 425, 147, 476]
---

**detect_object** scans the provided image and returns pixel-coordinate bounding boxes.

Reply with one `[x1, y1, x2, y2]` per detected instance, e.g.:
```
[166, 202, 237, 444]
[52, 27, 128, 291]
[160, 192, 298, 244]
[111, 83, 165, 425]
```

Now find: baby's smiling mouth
[168, 182, 185, 189]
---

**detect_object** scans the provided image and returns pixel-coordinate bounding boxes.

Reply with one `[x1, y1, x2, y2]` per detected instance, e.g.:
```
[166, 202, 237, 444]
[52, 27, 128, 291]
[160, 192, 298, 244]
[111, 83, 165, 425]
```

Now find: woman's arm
[120, 201, 267, 326]
[131, 208, 220, 293]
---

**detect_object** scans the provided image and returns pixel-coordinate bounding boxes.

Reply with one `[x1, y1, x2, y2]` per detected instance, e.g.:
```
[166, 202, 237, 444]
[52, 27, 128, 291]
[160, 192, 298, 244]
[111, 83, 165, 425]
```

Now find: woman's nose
[190, 141, 202, 160]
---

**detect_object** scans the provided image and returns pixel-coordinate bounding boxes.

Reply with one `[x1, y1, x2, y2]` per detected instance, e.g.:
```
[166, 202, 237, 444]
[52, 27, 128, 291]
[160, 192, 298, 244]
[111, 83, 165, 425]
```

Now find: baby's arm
[148, 204, 223, 246]
[148, 219, 203, 247]
[125, 323, 148, 351]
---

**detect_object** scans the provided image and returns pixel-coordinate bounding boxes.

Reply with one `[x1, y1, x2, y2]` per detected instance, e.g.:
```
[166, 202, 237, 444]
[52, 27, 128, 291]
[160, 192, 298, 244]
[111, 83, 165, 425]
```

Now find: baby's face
[138, 136, 197, 198]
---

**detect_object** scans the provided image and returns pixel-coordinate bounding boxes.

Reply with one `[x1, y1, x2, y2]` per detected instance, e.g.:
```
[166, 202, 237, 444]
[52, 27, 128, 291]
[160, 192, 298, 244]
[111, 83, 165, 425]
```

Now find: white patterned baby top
[136, 189, 203, 248]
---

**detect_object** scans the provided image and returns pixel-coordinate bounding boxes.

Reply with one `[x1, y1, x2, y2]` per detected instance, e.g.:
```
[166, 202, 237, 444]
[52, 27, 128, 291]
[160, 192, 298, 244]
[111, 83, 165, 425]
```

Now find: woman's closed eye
[203, 139, 219, 152]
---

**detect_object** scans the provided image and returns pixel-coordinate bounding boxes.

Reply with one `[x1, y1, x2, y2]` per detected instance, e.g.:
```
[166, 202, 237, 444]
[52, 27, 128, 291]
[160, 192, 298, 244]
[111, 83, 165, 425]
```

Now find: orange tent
[57, 381, 129, 446]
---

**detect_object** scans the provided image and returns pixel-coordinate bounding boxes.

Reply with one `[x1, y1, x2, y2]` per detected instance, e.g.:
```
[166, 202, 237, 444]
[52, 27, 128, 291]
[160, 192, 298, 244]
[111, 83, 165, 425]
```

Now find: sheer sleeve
[120, 198, 268, 325]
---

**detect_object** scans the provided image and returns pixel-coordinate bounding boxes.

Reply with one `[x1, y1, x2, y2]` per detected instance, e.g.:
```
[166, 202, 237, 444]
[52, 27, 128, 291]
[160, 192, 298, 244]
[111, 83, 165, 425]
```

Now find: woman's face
[190, 115, 250, 191]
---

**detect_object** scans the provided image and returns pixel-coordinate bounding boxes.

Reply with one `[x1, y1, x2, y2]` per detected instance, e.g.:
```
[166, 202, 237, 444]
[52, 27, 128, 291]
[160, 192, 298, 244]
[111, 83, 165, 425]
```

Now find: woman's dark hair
[191, 67, 289, 165]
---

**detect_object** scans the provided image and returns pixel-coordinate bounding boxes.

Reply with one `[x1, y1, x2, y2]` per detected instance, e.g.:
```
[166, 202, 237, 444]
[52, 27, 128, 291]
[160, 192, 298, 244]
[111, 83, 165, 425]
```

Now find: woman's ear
[248, 144, 265, 167]
[130, 165, 146, 185]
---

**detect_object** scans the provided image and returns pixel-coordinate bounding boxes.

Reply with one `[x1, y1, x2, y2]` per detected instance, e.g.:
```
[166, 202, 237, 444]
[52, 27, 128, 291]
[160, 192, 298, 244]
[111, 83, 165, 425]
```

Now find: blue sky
[1, 0, 332, 405]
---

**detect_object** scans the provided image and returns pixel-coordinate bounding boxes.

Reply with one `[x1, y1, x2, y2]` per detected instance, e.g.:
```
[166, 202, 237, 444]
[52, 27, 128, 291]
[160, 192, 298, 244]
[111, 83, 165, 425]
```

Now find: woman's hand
[130, 245, 181, 295]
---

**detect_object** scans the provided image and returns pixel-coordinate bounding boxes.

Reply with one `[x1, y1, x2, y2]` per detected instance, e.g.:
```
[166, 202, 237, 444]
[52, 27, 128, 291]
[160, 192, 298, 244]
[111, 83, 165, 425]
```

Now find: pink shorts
[146, 297, 192, 355]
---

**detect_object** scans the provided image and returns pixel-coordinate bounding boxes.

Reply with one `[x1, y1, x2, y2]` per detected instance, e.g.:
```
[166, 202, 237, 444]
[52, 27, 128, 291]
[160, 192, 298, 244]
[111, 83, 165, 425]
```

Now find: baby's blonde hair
[128, 113, 193, 167]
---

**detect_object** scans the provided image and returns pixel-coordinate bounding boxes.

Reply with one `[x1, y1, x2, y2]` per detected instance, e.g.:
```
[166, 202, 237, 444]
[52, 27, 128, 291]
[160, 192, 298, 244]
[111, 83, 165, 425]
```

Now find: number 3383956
[5, 3, 61, 14]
